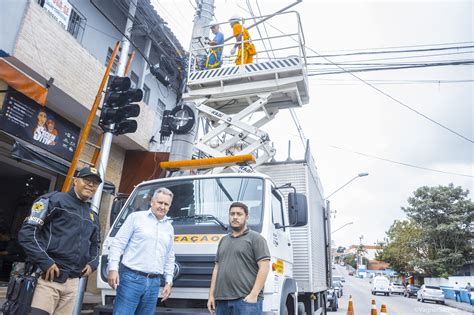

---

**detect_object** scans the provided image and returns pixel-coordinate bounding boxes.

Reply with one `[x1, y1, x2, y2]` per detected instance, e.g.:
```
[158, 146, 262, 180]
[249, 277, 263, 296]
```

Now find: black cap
[76, 167, 102, 183]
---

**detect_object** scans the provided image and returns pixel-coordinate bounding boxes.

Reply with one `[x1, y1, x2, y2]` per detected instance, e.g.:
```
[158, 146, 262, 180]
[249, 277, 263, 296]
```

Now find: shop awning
[0, 50, 48, 106]
[11, 141, 115, 194]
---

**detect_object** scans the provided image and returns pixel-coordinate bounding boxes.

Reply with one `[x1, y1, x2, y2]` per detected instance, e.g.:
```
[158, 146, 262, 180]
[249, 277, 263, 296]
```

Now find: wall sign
[43, 0, 72, 30]
[0, 91, 80, 161]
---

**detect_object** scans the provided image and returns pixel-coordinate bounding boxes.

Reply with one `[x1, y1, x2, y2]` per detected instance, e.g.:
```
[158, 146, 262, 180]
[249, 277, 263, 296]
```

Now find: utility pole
[168, 0, 215, 165]
[71, 1, 138, 314]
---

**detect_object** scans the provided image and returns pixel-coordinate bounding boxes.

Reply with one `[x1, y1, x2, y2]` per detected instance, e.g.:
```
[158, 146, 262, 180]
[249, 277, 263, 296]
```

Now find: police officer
[18, 167, 102, 315]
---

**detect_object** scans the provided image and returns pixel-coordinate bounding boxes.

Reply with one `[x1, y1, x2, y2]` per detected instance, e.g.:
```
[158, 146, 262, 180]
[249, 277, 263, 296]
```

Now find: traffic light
[99, 76, 143, 135]
[150, 64, 170, 87]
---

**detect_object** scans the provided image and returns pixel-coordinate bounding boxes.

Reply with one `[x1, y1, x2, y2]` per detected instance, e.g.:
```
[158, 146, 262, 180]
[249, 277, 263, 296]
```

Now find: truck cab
[97, 172, 308, 314]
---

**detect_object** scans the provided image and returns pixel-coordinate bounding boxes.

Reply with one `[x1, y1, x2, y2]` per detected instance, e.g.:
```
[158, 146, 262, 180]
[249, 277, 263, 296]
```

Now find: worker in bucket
[229, 16, 257, 65]
[205, 23, 224, 69]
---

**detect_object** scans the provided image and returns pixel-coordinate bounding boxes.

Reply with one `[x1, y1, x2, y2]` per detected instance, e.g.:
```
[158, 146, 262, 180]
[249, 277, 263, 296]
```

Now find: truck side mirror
[288, 192, 308, 227]
[109, 194, 129, 227]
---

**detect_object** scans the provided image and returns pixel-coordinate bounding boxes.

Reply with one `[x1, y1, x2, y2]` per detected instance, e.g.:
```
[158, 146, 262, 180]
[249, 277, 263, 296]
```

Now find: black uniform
[18, 189, 100, 282]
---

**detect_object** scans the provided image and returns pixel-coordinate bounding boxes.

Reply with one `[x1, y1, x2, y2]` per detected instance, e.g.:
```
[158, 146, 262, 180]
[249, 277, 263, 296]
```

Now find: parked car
[417, 285, 445, 304]
[341, 276, 346, 283]
[371, 276, 390, 296]
[332, 281, 344, 298]
[327, 288, 338, 311]
[332, 275, 343, 285]
[389, 282, 405, 295]
[404, 284, 420, 298]
[348, 271, 354, 276]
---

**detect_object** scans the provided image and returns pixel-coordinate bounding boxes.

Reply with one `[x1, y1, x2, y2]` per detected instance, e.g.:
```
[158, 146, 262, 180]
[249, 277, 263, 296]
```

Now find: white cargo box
[257, 153, 330, 294]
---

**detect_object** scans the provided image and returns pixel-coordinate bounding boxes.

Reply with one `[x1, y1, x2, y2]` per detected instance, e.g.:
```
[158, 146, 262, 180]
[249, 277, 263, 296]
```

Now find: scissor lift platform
[183, 56, 308, 115]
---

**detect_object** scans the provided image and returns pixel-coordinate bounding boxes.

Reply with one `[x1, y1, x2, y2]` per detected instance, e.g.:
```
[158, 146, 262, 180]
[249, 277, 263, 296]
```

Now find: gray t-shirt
[214, 229, 270, 300]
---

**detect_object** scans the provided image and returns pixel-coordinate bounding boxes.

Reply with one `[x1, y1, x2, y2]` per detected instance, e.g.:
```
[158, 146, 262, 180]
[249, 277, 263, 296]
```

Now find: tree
[342, 253, 368, 269]
[379, 184, 473, 277]
[342, 254, 357, 269]
[377, 220, 423, 274]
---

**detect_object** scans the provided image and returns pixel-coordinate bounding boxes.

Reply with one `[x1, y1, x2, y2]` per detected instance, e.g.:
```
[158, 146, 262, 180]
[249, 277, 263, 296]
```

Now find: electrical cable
[304, 45, 474, 59]
[255, 0, 276, 59]
[187, 0, 196, 10]
[246, 0, 271, 60]
[310, 79, 474, 86]
[315, 41, 474, 54]
[235, 6, 474, 143]
[326, 144, 473, 178]
[289, 108, 307, 149]
[312, 50, 474, 64]
[307, 60, 474, 76]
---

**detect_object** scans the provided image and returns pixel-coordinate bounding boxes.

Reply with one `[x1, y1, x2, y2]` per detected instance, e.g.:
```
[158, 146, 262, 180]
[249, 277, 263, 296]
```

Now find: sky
[153, 0, 473, 248]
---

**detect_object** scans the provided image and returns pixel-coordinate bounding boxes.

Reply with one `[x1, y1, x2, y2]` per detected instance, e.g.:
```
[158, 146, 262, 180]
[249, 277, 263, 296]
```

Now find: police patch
[27, 198, 49, 226]
[32, 201, 45, 212]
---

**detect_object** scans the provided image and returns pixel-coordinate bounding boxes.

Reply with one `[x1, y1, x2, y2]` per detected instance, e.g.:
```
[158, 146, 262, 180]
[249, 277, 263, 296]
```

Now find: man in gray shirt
[207, 202, 270, 314]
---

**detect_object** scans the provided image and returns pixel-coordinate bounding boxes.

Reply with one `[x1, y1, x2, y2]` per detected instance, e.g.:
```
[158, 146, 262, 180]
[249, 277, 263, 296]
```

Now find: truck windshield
[110, 176, 265, 236]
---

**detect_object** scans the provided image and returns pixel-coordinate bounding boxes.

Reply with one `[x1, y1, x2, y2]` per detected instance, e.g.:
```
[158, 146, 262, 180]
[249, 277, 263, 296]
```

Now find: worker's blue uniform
[206, 31, 224, 69]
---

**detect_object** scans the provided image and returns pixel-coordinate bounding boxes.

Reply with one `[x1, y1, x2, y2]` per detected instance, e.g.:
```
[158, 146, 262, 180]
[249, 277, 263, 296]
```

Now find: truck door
[271, 190, 291, 263]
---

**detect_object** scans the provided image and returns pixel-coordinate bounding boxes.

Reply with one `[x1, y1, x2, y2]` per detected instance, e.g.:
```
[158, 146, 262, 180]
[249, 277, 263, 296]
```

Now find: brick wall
[12, 0, 159, 151]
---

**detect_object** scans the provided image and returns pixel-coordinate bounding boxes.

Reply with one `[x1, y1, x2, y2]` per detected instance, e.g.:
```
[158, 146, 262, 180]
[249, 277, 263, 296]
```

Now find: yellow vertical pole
[124, 50, 135, 76]
[61, 41, 121, 192]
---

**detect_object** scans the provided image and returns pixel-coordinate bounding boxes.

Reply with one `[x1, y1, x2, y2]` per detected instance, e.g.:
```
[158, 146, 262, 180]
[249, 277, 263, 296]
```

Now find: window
[67, 8, 86, 41]
[111, 177, 265, 236]
[271, 190, 285, 230]
[130, 72, 139, 89]
[105, 48, 120, 74]
[143, 84, 151, 104]
[157, 99, 166, 120]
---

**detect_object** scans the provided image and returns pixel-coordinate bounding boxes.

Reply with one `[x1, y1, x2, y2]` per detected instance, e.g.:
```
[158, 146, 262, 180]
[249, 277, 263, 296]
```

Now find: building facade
[0, 0, 184, 292]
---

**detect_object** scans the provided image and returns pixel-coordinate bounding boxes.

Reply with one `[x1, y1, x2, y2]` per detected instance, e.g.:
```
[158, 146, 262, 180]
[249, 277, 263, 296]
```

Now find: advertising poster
[0, 91, 80, 161]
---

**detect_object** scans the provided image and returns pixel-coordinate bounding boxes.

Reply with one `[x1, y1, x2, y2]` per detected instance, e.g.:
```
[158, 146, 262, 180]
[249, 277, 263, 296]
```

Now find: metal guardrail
[186, 11, 307, 81]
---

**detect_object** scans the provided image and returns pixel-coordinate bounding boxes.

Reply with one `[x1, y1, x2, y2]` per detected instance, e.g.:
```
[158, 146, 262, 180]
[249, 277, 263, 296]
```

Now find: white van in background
[371, 276, 390, 296]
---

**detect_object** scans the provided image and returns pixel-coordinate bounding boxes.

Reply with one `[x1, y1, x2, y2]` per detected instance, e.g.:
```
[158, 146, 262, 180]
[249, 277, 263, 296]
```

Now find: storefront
[0, 81, 117, 287]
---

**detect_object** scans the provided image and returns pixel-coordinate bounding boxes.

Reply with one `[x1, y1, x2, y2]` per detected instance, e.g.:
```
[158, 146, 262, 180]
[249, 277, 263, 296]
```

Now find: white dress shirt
[108, 209, 175, 283]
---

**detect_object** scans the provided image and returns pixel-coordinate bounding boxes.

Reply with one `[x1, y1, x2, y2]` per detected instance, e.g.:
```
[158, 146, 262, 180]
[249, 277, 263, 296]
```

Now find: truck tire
[297, 302, 305, 315]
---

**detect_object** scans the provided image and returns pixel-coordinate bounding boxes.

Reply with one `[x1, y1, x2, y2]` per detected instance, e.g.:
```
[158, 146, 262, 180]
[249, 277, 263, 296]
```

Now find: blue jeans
[112, 267, 161, 315]
[216, 298, 263, 315]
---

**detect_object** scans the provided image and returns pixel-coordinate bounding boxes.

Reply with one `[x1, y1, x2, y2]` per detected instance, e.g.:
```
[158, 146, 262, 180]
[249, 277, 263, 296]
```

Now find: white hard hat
[229, 15, 241, 22]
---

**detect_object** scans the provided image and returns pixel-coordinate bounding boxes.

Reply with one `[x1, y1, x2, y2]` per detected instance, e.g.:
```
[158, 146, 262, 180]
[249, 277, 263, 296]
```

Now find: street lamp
[325, 172, 369, 199]
[332, 221, 354, 234]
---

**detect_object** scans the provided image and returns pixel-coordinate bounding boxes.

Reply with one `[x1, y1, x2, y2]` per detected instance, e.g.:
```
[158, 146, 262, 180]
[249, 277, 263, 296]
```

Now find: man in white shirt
[107, 187, 175, 315]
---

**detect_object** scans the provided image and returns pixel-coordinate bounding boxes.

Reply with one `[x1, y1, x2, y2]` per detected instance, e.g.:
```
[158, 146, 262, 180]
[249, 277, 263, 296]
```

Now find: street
[330, 266, 471, 315]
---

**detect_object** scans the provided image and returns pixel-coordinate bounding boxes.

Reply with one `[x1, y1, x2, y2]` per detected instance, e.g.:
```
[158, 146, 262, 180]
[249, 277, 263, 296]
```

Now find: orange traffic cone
[370, 299, 377, 315]
[347, 295, 354, 315]
[380, 304, 387, 315]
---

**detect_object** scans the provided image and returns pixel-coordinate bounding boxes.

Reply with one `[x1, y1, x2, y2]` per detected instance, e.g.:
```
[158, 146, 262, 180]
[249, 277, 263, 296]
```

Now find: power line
[246, 0, 271, 60]
[255, 0, 276, 58]
[326, 144, 474, 178]
[305, 45, 474, 59]
[187, 0, 196, 10]
[236, 3, 473, 143]
[316, 41, 474, 54]
[310, 79, 474, 86]
[320, 50, 474, 64]
[307, 60, 474, 76]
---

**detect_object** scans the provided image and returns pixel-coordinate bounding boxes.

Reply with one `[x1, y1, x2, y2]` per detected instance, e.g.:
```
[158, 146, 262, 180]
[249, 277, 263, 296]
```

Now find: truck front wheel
[297, 302, 306, 315]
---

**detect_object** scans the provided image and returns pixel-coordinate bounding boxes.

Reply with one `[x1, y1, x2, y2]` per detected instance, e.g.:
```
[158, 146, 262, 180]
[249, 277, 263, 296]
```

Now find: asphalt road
[330, 265, 470, 315]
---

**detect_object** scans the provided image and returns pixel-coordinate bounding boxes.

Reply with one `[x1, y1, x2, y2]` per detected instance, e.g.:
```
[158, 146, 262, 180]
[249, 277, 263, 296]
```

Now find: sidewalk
[445, 299, 474, 312]
[0, 292, 102, 314]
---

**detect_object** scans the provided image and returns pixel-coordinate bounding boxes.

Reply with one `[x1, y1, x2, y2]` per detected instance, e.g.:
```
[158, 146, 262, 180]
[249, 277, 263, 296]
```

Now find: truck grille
[173, 254, 215, 288]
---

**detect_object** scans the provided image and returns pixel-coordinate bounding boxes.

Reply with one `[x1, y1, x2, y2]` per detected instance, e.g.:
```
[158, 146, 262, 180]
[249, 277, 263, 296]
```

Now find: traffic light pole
[71, 1, 137, 314]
